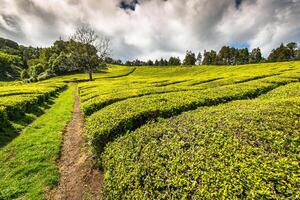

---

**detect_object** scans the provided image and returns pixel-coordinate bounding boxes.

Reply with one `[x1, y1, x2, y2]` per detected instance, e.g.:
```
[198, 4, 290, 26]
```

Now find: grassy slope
[0, 85, 74, 200]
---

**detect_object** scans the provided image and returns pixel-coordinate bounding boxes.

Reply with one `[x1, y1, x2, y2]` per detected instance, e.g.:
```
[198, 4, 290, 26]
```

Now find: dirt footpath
[48, 86, 103, 200]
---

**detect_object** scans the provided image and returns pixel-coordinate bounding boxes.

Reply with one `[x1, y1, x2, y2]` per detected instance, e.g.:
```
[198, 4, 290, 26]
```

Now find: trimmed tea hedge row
[80, 62, 300, 117]
[101, 84, 300, 199]
[79, 62, 300, 198]
[80, 75, 291, 116]
[0, 106, 8, 128]
[259, 82, 300, 99]
[0, 83, 67, 130]
[81, 86, 199, 116]
[85, 79, 295, 161]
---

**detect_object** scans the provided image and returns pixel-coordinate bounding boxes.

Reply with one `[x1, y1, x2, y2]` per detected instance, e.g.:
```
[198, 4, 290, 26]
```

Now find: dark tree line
[2, 35, 300, 82]
[112, 42, 300, 66]
[119, 56, 181, 66]
[202, 47, 263, 65]
[268, 42, 300, 62]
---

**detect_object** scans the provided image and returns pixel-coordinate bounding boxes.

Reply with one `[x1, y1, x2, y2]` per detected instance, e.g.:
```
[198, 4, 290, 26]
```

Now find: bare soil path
[48, 85, 103, 200]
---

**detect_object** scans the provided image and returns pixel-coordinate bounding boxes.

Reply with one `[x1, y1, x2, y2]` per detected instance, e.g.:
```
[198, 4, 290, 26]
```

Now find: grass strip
[0, 85, 74, 200]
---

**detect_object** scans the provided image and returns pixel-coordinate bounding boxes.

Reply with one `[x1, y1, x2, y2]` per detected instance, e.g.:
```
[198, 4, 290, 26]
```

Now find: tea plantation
[0, 62, 299, 199]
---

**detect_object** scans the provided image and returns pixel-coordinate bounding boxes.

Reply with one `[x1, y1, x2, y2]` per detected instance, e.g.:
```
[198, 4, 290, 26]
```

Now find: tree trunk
[88, 66, 93, 81]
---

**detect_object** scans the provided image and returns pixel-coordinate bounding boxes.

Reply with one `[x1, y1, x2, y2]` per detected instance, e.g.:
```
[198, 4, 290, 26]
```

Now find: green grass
[0, 85, 74, 199]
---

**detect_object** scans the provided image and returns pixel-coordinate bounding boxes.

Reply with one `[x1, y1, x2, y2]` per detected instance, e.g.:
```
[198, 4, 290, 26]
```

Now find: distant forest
[1, 36, 300, 81]
[118, 42, 300, 66]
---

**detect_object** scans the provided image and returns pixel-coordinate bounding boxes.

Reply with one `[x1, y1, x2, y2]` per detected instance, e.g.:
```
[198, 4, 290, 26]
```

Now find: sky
[0, 0, 300, 61]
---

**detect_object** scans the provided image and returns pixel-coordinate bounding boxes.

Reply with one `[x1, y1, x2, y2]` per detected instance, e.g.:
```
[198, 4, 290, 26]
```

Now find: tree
[146, 60, 154, 66]
[286, 42, 297, 60]
[71, 24, 111, 81]
[168, 57, 181, 66]
[217, 46, 231, 65]
[249, 48, 262, 63]
[50, 52, 70, 74]
[295, 48, 300, 60]
[0, 51, 22, 80]
[196, 52, 202, 65]
[158, 58, 168, 66]
[237, 48, 249, 65]
[202, 50, 217, 65]
[183, 50, 196, 65]
[268, 43, 292, 62]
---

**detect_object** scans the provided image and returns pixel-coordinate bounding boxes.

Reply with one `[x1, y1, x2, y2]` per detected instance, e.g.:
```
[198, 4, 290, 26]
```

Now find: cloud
[0, 0, 300, 60]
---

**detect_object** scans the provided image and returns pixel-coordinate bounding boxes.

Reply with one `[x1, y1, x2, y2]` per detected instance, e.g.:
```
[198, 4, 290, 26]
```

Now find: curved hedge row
[0, 83, 67, 130]
[0, 106, 8, 129]
[79, 62, 300, 199]
[85, 79, 295, 162]
[259, 82, 300, 99]
[80, 75, 286, 116]
[101, 88, 300, 199]
[81, 87, 197, 116]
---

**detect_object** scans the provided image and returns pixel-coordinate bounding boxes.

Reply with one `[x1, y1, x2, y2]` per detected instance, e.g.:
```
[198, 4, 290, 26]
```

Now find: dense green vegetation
[0, 61, 299, 199]
[0, 29, 108, 82]
[102, 84, 300, 199]
[0, 81, 66, 138]
[79, 61, 300, 199]
[0, 66, 139, 199]
[0, 51, 23, 81]
[2, 35, 300, 82]
[120, 42, 300, 66]
[0, 37, 40, 81]
[0, 86, 74, 199]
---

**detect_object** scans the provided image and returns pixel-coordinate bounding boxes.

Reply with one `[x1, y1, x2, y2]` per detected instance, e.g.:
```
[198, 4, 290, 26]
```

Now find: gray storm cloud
[0, 0, 300, 61]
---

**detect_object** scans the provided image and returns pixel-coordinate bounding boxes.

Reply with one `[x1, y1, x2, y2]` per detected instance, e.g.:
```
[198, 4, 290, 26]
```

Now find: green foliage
[0, 62, 299, 199]
[49, 52, 70, 74]
[79, 61, 300, 199]
[203, 47, 260, 65]
[29, 63, 44, 77]
[85, 79, 294, 162]
[0, 106, 8, 129]
[20, 69, 30, 80]
[0, 86, 74, 199]
[102, 96, 300, 199]
[19, 45, 40, 67]
[168, 57, 181, 66]
[0, 81, 66, 129]
[0, 37, 104, 82]
[202, 50, 217, 65]
[249, 47, 262, 63]
[0, 51, 22, 80]
[183, 50, 196, 65]
[0, 37, 19, 55]
[268, 43, 299, 62]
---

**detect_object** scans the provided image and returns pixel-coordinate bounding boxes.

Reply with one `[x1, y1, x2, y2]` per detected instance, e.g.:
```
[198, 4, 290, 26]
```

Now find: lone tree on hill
[71, 24, 111, 81]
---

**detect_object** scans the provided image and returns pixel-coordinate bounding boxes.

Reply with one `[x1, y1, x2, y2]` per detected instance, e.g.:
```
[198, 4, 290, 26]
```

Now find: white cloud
[0, 0, 300, 60]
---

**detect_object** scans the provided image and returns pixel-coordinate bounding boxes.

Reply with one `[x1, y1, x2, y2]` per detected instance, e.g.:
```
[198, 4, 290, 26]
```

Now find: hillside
[0, 62, 299, 199]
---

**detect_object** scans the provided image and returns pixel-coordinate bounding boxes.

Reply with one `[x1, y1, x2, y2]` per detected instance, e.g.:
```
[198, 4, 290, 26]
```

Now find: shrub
[20, 69, 30, 80]
[102, 92, 300, 199]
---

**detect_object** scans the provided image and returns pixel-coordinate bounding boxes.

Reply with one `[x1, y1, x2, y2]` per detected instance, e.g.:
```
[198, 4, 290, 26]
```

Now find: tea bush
[0, 81, 66, 129]
[102, 84, 300, 199]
